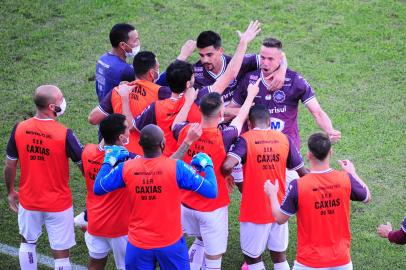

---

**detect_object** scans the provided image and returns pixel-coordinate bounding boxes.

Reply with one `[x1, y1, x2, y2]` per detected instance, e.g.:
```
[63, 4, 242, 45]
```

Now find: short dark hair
[166, 60, 193, 94]
[308, 132, 331, 160]
[33, 93, 49, 109]
[100, 113, 127, 145]
[197, 31, 222, 49]
[133, 51, 156, 77]
[262, 37, 282, 49]
[248, 104, 270, 126]
[109, 23, 135, 48]
[200, 92, 222, 117]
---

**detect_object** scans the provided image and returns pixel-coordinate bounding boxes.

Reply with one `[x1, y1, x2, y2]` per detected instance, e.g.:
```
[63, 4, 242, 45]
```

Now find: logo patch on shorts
[273, 90, 286, 103]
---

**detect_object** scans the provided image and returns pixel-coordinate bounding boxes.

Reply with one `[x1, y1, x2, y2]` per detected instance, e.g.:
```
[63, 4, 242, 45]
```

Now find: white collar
[207, 55, 226, 79]
[34, 117, 54, 121]
[310, 168, 333, 174]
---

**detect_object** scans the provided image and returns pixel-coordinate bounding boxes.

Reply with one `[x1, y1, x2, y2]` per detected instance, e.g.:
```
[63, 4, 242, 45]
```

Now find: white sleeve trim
[193, 177, 205, 192]
[227, 152, 242, 164]
[256, 54, 260, 69]
[280, 208, 295, 217]
[361, 190, 369, 203]
[97, 105, 109, 116]
[401, 225, 406, 234]
[132, 119, 140, 132]
[6, 155, 17, 161]
[290, 162, 304, 171]
[302, 96, 316, 105]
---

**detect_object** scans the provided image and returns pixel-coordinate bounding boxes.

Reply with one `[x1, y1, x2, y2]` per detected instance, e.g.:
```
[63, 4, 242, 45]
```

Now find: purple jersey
[280, 170, 368, 216]
[173, 122, 239, 152]
[95, 53, 134, 102]
[402, 217, 406, 233]
[6, 122, 83, 165]
[228, 128, 304, 171]
[232, 69, 315, 149]
[194, 54, 259, 104]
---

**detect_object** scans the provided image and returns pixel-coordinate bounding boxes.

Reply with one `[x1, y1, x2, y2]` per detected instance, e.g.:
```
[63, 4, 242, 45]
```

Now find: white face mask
[125, 44, 140, 58]
[55, 98, 66, 117]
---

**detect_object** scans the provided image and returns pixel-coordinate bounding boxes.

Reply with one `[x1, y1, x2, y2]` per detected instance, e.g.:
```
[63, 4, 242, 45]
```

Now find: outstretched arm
[211, 20, 261, 94]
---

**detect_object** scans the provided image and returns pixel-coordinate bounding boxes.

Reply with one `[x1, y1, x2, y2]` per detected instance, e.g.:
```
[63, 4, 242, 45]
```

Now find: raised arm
[171, 123, 202, 160]
[93, 145, 129, 195]
[229, 78, 260, 134]
[211, 20, 261, 94]
[338, 159, 371, 203]
[171, 87, 198, 130]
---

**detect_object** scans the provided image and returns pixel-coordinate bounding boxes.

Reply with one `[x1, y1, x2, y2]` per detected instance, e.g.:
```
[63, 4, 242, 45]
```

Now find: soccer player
[130, 21, 261, 158]
[90, 51, 172, 153]
[172, 79, 259, 269]
[378, 218, 406, 245]
[95, 23, 140, 101]
[265, 132, 371, 270]
[194, 30, 287, 108]
[4, 85, 83, 270]
[93, 124, 218, 270]
[221, 105, 307, 270]
[230, 37, 341, 183]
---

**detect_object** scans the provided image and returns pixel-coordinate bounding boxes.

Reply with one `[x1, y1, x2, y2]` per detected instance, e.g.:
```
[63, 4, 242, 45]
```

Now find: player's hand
[338, 159, 356, 175]
[185, 123, 202, 145]
[328, 129, 341, 143]
[237, 20, 261, 44]
[117, 83, 133, 98]
[177, 40, 196, 61]
[377, 222, 392, 238]
[264, 179, 279, 197]
[268, 67, 286, 91]
[7, 190, 19, 213]
[225, 175, 235, 193]
[247, 78, 261, 99]
[191, 152, 214, 172]
[104, 145, 129, 166]
[184, 87, 198, 105]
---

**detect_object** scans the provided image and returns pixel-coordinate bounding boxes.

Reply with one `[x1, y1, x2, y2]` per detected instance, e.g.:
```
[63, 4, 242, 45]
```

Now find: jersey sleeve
[172, 122, 189, 141]
[158, 86, 172, 100]
[94, 162, 126, 195]
[388, 217, 406, 245]
[120, 64, 135, 82]
[294, 73, 316, 105]
[196, 86, 211, 105]
[231, 77, 248, 106]
[66, 129, 83, 164]
[6, 123, 18, 160]
[280, 179, 299, 216]
[227, 136, 247, 164]
[286, 136, 304, 170]
[175, 160, 217, 198]
[98, 90, 114, 115]
[134, 103, 157, 131]
[349, 173, 369, 202]
[221, 125, 239, 151]
[156, 71, 168, 86]
[238, 54, 260, 78]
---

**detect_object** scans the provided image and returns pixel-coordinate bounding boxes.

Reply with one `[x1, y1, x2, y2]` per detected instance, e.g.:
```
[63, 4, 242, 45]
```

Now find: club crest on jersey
[273, 90, 286, 103]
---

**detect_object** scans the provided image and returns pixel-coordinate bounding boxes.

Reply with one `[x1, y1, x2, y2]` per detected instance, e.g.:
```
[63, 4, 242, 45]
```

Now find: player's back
[178, 125, 230, 212]
[155, 97, 201, 156]
[111, 80, 169, 153]
[122, 155, 182, 249]
[296, 170, 352, 267]
[14, 117, 71, 212]
[239, 129, 290, 223]
[82, 144, 131, 238]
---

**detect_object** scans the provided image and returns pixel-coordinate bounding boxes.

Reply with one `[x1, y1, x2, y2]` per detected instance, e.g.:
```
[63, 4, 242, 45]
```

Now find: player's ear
[306, 151, 312, 161]
[219, 47, 224, 54]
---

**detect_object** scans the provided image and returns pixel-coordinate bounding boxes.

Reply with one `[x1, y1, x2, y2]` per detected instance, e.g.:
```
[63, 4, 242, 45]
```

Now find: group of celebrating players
[4, 20, 406, 270]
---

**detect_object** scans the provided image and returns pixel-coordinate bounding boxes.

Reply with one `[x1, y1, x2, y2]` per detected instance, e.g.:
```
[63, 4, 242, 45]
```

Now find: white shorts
[18, 204, 75, 250]
[85, 232, 128, 269]
[293, 261, 353, 270]
[231, 163, 243, 183]
[181, 205, 228, 256]
[240, 222, 289, 258]
[286, 169, 299, 189]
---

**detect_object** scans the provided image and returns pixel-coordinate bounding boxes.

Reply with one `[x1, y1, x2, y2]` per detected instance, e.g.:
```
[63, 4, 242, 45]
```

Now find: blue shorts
[125, 236, 190, 270]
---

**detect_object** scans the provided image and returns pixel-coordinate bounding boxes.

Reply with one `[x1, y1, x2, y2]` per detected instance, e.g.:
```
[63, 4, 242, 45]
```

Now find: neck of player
[309, 158, 330, 172]
[35, 110, 56, 120]
[111, 47, 126, 61]
[201, 116, 219, 129]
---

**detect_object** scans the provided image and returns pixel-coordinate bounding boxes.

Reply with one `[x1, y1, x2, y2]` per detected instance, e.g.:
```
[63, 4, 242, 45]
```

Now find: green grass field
[0, 0, 405, 269]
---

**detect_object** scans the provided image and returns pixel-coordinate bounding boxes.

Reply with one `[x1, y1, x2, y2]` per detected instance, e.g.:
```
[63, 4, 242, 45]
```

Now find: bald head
[139, 124, 165, 152]
[33, 85, 62, 110]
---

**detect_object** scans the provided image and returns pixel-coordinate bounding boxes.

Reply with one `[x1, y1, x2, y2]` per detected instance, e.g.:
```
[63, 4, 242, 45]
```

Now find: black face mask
[52, 105, 62, 117]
